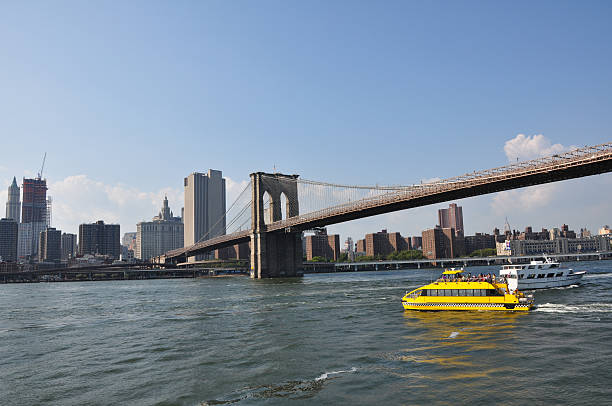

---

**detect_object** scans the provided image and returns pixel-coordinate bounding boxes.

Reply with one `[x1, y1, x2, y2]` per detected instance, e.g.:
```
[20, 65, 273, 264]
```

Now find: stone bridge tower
[250, 172, 303, 278]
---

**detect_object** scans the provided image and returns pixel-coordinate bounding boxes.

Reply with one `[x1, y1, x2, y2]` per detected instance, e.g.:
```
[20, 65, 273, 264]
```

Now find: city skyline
[2, 139, 612, 245]
[1, 2, 611, 240]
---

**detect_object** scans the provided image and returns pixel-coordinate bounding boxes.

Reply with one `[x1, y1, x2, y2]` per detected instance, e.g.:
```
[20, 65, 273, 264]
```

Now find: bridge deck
[164, 142, 612, 260]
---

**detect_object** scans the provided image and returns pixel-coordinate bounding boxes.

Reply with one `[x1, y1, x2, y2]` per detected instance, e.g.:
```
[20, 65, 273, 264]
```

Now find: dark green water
[1, 261, 611, 405]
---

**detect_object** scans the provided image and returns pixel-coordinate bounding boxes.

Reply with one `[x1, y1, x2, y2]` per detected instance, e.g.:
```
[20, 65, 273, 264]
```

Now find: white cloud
[503, 134, 570, 162]
[491, 134, 570, 217]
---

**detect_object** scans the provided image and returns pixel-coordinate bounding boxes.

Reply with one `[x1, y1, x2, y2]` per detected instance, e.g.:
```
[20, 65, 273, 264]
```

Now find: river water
[1, 261, 611, 405]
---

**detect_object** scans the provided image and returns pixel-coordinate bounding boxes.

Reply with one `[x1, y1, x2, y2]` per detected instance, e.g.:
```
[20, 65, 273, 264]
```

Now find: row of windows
[524, 272, 564, 279]
[420, 289, 502, 297]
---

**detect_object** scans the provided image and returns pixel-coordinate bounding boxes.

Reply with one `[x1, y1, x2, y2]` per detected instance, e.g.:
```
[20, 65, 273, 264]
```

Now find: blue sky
[1, 1, 611, 239]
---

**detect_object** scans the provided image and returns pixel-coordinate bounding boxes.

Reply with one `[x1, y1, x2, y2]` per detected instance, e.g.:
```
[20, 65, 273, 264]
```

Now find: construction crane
[37, 152, 46, 180]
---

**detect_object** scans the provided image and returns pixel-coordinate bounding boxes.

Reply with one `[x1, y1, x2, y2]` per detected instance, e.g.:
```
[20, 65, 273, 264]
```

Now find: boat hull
[402, 302, 532, 311]
[518, 272, 585, 290]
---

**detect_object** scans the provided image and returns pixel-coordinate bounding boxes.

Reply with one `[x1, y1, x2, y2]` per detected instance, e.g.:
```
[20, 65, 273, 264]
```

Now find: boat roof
[442, 269, 464, 275]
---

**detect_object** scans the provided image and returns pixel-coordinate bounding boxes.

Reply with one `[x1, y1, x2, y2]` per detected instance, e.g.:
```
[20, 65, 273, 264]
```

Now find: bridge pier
[250, 172, 303, 279]
[250, 231, 302, 278]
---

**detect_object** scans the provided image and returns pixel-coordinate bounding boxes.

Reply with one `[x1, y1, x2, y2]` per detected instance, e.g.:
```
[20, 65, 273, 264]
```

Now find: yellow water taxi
[402, 268, 534, 311]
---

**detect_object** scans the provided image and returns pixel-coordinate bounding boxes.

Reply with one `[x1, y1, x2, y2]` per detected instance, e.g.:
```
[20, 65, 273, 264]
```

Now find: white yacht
[499, 258, 586, 290]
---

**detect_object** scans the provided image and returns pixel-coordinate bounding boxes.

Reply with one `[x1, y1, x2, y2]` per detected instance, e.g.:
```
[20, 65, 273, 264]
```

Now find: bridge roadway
[163, 142, 612, 263]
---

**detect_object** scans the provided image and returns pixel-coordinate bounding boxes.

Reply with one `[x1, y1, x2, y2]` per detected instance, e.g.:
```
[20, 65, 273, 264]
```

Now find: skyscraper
[438, 203, 464, 237]
[79, 220, 121, 259]
[39, 227, 61, 262]
[18, 177, 48, 260]
[61, 233, 77, 260]
[184, 170, 226, 261]
[0, 218, 18, 262]
[22, 177, 47, 223]
[5, 177, 20, 223]
[136, 196, 184, 260]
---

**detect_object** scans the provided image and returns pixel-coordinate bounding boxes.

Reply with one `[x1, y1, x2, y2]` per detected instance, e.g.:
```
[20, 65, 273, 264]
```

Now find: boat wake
[534, 303, 612, 313]
[584, 272, 612, 279]
[549, 284, 580, 290]
[201, 367, 358, 404]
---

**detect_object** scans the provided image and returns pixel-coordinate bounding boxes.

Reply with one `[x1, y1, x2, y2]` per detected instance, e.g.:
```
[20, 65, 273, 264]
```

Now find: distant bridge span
[160, 142, 612, 277]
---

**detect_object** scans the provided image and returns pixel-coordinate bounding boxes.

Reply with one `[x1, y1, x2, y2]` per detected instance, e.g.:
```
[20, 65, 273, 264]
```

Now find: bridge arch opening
[263, 191, 272, 225]
[280, 192, 288, 221]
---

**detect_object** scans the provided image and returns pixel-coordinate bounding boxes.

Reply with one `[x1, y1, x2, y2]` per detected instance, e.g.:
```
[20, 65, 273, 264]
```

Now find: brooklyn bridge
[156, 142, 612, 278]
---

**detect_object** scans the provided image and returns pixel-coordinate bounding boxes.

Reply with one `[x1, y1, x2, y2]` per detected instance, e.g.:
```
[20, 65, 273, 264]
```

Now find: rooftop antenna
[37, 152, 47, 180]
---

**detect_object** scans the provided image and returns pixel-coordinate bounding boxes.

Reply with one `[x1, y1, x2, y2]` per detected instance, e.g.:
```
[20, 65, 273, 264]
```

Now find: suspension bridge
[157, 142, 612, 278]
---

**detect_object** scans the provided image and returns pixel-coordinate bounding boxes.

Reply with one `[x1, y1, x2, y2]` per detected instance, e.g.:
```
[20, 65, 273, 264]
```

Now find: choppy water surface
[1, 261, 611, 405]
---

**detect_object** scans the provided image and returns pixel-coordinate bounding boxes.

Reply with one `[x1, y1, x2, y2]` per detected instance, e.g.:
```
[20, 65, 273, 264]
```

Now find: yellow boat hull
[402, 301, 532, 311]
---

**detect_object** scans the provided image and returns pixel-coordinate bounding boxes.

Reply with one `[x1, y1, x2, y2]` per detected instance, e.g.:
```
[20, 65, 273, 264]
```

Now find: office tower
[136, 196, 184, 260]
[79, 220, 121, 259]
[0, 218, 18, 262]
[5, 177, 20, 222]
[17, 222, 47, 260]
[39, 227, 61, 262]
[22, 177, 47, 223]
[184, 170, 226, 260]
[61, 233, 77, 260]
[438, 203, 464, 237]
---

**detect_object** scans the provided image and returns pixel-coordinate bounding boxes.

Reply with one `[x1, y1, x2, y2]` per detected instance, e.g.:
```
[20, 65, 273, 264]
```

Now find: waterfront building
[438, 203, 464, 237]
[0, 218, 18, 262]
[356, 239, 366, 254]
[121, 245, 135, 261]
[61, 233, 77, 260]
[305, 229, 340, 261]
[17, 221, 46, 260]
[422, 227, 464, 259]
[39, 228, 61, 262]
[5, 177, 21, 223]
[518, 226, 549, 241]
[365, 229, 410, 257]
[599, 225, 611, 236]
[136, 197, 184, 261]
[184, 170, 226, 261]
[411, 236, 423, 250]
[79, 220, 120, 259]
[496, 236, 610, 256]
[464, 233, 496, 255]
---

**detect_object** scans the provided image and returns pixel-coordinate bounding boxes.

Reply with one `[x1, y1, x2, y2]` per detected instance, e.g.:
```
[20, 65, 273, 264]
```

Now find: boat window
[466, 289, 474, 296]
[526, 274, 535, 279]
[536, 265, 541, 269]
[528, 265, 535, 269]
[458, 289, 466, 296]
[420, 289, 427, 296]
[451, 289, 459, 296]
[537, 274, 546, 278]
[519, 274, 524, 279]
[556, 272, 563, 277]
[547, 273, 555, 278]
[550, 264, 558, 268]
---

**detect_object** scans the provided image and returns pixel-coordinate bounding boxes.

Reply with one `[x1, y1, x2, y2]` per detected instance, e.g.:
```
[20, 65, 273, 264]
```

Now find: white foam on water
[584, 273, 612, 279]
[315, 367, 358, 381]
[534, 303, 612, 313]
[550, 284, 580, 290]
[447, 331, 460, 339]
